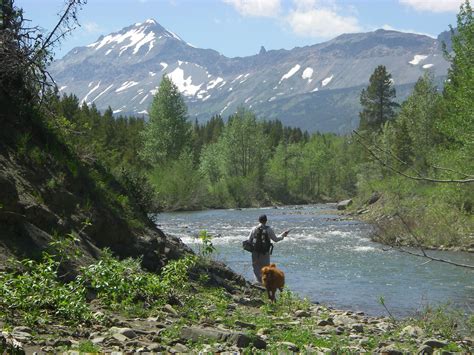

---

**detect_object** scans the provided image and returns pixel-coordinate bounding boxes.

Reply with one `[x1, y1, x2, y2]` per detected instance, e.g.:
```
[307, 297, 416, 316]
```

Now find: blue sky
[16, 0, 462, 59]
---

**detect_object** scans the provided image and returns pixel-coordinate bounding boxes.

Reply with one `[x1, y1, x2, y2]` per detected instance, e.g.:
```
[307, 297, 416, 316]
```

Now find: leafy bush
[0, 254, 91, 326]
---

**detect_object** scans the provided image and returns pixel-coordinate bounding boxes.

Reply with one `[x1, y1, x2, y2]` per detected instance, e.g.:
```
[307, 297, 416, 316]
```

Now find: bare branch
[384, 246, 474, 269]
[353, 130, 474, 184]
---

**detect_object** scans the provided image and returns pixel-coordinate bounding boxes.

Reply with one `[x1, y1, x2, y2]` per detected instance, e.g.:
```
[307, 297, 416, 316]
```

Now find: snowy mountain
[50, 19, 450, 133]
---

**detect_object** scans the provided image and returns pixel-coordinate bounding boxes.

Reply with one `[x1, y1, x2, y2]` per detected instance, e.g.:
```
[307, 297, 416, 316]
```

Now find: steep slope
[50, 20, 450, 133]
[0, 94, 191, 275]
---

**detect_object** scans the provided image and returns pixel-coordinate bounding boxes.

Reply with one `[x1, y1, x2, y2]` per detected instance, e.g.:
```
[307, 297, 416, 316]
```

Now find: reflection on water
[154, 205, 474, 317]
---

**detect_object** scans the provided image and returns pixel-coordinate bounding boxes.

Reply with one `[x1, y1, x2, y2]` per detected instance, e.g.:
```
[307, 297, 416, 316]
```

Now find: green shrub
[0, 254, 91, 326]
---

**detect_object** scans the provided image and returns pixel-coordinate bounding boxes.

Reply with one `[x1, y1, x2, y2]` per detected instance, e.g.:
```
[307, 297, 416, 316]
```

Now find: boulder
[423, 339, 448, 348]
[337, 199, 353, 210]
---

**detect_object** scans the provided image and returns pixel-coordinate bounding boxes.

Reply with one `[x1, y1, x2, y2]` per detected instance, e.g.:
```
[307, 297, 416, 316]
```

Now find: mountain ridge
[50, 19, 450, 133]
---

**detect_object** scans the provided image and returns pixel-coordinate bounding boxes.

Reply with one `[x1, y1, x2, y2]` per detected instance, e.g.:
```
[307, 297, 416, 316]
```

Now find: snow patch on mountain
[207, 77, 224, 90]
[116, 81, 139, 93]
[322, 75, 333, 87]
[302, 67, 313, 82]
[88, 24, 156, 56]
[92, 84, 114, 103]
[113, 106, 126, 114]
[166, 67, 202, 96]
[423, 63, 434, 69]
[279, 64, 301, 84]
[409, 55, 428, 65]
[59, 86, 67, 91]
[82, 81, 101, 103]
[160, 62, 168, 70]
[149, 71, 157, 77]
[139, 94, 149, 104]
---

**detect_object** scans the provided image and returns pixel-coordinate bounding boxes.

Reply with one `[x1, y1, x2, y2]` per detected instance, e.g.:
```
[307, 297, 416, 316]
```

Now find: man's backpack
[254, 226, 273, 254]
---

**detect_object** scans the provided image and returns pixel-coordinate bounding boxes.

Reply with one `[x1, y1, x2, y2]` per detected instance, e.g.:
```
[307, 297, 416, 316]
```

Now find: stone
[229, 333, 252, 348]
[12, 327, 32, 334]
[109, 327, 137, 339]
[317, 319, 334, 326]
[401, 325, 424, 338]
[417, 345, 434, 354]
[163, 304, 178, 316]
[253, 337, 267, 350]
[170, 343, 189, 353]
[423, 339, 448, 348]
[112, 333, 129, 342]
[278, 341, 299, 352]
[91, 337, 106, 344]
[378, 345, 404, 355]
[53, 339, 72, 347]
[295, 310, 311, 318]
[352, 324, 364, 333]
[181, 326, 230, 342]
[148, 343, 166, 352]
[337, 199, 353, 210]
[234, 320, 256, 329]
[10, 331, 32, 342]
[257, 328, 270, 336]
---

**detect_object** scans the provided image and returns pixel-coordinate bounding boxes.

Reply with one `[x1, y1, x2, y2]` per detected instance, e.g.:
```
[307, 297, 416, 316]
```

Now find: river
[154, 204, 473, 317]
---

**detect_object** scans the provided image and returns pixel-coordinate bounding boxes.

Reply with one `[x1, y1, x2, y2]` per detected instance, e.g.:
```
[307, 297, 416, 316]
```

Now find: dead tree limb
[352, 130, 474, 184]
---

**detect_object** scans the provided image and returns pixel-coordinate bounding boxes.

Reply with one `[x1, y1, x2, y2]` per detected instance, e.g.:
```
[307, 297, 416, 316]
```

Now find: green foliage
[359, 65, 398, 132]
[140, 76, 191, 165]
[0, 254, 91, 326]
[150, 150, 206, 210]
[440, 0, 474, 151]
[198, 230, 216, 257]
[76, 340, 100, 353]
[412, 303, 473, 340]
[78, 249, 166, 306]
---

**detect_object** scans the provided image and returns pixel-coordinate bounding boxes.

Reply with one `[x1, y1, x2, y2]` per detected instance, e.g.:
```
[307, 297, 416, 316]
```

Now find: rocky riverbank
[1, 277, 472, 354]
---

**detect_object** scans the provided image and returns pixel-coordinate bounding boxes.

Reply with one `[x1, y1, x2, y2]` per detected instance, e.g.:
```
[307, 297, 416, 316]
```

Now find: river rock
[295, 310, 311, 318]
[163, 304, 178, 316]
[378, 345, 404, 354]
[234, 320, 256, 329]
[229, 332, 252, 348]
[337, 199, 353, 210]
[170, 342, 189, 353]
[352, 324, 364, 333]
[278, 341, 299, 352]
[112, 333, 129, 342]
[181, 326, 230, 342]
[400, 325, 424, 338]
[423, 339, 448, 348]
[417, 344, 434, 354]
[109, 327, 137, 339]
[253, 337, 267, 350]
[91, 337, 106, 344]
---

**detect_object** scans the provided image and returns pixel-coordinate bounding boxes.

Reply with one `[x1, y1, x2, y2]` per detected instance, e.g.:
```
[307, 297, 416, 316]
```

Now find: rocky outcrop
[0, 129, 191, 275]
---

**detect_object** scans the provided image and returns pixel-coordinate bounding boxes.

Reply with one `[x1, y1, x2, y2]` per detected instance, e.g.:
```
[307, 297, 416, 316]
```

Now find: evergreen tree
[139, 76, 191, 165]
[358, 65, 398, 132]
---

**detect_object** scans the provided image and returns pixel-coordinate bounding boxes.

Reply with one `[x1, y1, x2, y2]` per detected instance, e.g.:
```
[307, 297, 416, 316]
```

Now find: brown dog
[261, 263, 285, 302]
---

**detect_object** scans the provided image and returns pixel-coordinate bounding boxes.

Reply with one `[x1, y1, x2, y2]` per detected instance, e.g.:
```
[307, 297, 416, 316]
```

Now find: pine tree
[139, 76, 191, 165]
[358, 65, 398, 132]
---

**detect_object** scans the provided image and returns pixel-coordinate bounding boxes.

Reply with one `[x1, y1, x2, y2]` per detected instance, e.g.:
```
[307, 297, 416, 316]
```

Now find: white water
[154, 204, 474, 317]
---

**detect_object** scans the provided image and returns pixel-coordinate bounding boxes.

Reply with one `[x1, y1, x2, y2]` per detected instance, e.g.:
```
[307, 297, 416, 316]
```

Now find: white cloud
[286, 6, 362, 38]
[223, 0, 281, 17]
[83, 22, 102, 34]
[381, 24, 435, 38]
[399, 0, 462, 13]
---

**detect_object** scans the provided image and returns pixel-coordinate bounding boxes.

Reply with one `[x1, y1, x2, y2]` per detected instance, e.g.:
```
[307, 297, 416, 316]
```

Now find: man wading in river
[248, 214, 288, 283]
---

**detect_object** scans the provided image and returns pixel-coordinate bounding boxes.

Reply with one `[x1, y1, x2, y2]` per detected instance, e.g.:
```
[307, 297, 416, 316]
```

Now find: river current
[154, 204, 473, 317]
